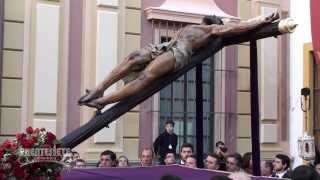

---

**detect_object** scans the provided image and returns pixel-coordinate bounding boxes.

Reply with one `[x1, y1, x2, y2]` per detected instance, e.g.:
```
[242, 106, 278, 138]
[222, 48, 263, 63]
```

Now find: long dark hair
[202, 15, 224, 25]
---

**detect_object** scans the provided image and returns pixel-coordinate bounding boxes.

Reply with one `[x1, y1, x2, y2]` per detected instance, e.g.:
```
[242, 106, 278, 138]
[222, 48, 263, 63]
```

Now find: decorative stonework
[145, 0, 239, 23]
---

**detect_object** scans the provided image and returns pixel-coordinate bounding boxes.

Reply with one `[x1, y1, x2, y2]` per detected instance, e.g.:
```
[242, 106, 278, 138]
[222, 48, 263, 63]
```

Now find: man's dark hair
[207, 153, 220, 160]
[160, 174, 182, 180]
[165, 119, 175, 127]
[207, 153, 224, 170]
[100, 150, 117, 161]
[180, 143, 194, 152]
[227, 153, 243, 168]
[140, 147, 154, 157]
[165, 152, 176, 158]
[292, 165, 320, 180]
[210, 176, 231, 180]
[275, 154, 291, 170]
[202, 15, 224, 25]
[215, 141, 225, 147]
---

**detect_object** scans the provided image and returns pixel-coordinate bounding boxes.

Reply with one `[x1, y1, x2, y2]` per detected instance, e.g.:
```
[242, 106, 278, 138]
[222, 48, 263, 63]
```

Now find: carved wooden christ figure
[78, 12, 282, 110]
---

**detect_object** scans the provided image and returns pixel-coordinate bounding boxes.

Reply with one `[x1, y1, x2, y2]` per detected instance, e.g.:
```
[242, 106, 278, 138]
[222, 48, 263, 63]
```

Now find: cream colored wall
[236, 0, 288, 158]
[2, 0, 70, 141]
[81, 0, 141, 162]
[0, 0, 25, 142]
[21, 0, 66, 138]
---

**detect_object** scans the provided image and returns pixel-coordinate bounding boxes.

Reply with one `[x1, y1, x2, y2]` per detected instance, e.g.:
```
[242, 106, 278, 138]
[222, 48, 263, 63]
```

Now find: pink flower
[32, 128, 40, 138]
[34, 128, 40, 134]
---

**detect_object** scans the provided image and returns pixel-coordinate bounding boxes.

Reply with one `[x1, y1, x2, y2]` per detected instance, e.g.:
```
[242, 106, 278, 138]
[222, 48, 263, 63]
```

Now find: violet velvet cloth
[62, 165, 280, 180]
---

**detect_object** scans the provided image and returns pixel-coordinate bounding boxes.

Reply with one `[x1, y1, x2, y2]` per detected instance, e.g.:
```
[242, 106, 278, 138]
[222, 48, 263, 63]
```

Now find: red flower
[46, 132, 56, 144]
[1, 128, 61, 179]
[26, 127, 33, 134]
[13, 166, 25, 179]
[32, 136, 38, 143]
[11, 143, 18, 151]
[2, 140, 12, 149]
[20, 139, 27, 147]
[16, 133, 26, 142]
[21, 139, 35, 148]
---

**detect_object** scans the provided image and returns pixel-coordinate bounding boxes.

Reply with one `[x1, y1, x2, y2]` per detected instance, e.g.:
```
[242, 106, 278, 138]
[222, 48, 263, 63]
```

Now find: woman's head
[117, 155, 129, 167]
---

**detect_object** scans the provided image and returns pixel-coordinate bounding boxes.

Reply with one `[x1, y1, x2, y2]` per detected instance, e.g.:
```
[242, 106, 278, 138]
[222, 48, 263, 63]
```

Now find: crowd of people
[61, 120, 320, 180]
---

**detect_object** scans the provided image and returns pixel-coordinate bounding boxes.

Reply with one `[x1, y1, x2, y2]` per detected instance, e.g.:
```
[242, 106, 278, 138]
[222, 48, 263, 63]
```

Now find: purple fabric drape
[62, 165, 279, 180]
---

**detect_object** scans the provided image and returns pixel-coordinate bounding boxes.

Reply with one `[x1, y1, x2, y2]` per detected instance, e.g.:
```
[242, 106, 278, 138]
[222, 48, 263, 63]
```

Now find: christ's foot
[78, 89, 103, 105]
[81, 100, 105, 110]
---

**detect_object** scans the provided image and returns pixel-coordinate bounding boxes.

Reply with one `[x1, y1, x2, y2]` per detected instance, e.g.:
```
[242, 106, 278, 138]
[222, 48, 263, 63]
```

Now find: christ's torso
[175, 25, 213, 51]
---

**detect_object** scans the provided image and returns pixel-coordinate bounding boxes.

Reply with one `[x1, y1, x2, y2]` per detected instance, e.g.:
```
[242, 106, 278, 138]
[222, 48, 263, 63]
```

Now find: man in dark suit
[272, 154, 292, 178]
[153, 119, 178, 165]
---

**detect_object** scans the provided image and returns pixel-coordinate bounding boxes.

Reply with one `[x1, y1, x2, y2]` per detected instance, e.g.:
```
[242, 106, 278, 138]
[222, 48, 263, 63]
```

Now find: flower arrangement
[0, 127, 66, 179]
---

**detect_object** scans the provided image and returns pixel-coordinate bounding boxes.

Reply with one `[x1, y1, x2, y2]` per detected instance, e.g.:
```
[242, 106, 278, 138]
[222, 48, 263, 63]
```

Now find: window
[158, 35, 214, 153]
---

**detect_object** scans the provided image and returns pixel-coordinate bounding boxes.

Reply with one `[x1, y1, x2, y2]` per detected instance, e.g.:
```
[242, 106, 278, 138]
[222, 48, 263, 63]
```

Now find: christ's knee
[125, 54, 144, 70]
[117, 57, 139, 74]
[138, 71, 156, 83]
